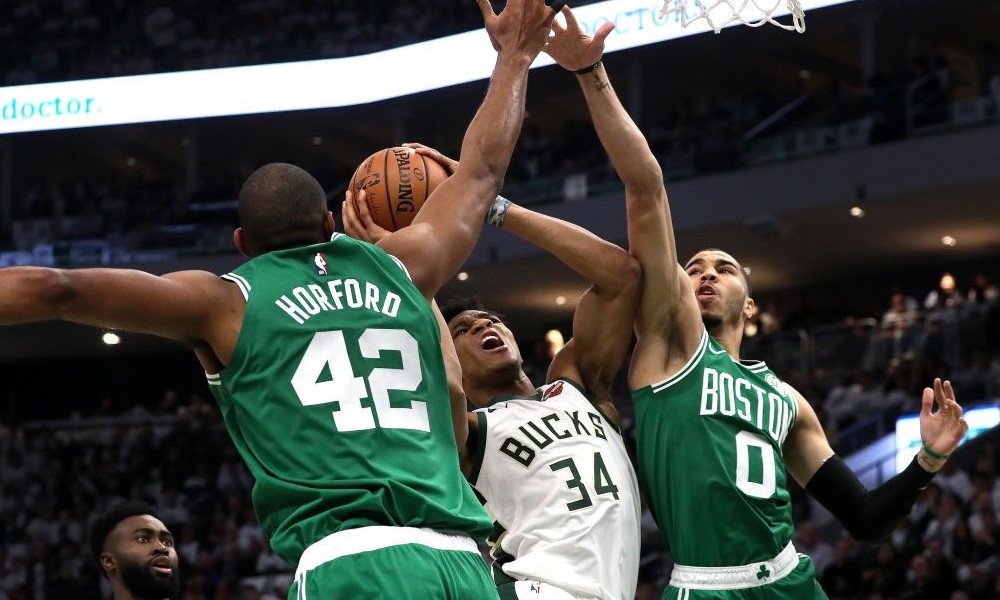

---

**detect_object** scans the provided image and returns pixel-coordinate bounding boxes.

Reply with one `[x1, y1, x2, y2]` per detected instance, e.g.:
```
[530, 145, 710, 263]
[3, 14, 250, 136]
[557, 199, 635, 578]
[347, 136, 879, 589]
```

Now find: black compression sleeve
[805, 455, 937, 542]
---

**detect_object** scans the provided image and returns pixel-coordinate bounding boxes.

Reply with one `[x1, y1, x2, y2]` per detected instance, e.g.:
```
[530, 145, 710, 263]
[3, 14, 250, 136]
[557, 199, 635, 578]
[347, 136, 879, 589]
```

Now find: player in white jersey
[343, 150, 643, 599]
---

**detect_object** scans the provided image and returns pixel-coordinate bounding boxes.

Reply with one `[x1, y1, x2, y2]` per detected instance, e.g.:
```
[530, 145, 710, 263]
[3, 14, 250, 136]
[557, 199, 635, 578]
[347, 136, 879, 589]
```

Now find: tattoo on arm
[590, 72, 610, 91]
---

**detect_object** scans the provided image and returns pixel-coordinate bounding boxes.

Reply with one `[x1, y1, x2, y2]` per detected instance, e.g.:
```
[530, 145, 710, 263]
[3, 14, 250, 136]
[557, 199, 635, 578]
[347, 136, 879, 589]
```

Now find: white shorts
[499, 579, 600, 600]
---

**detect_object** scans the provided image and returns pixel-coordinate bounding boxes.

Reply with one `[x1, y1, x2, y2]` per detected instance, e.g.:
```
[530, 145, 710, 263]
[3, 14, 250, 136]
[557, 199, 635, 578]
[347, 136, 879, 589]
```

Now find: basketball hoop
[659, 0, 807, 33]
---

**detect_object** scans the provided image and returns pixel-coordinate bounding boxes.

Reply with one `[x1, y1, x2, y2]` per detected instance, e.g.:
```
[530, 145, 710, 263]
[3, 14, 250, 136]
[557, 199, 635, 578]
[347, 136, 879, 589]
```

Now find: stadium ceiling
[0, 0, 858, 134]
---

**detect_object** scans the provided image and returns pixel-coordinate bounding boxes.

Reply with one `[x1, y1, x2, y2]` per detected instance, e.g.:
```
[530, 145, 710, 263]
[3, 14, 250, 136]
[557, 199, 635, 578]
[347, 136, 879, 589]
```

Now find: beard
[119, 560, 181, 599]
[701, 312, 723, 330]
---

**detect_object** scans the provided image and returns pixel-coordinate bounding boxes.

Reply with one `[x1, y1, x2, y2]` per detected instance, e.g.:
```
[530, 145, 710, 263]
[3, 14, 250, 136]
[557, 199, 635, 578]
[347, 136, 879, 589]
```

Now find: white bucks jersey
[468, 379, 640, 600]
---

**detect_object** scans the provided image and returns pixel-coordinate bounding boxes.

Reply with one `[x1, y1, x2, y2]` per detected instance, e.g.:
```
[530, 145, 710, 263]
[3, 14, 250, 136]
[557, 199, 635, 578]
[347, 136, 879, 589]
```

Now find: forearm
[453, 53, 533, 211]
[434, 300, 469, 449]
[0, 267, 71, 324]
[394, 53, 534, 296]
[501, 204, 633, 293]
[576, 64, 663, 194]
[806, 453, 939, 542]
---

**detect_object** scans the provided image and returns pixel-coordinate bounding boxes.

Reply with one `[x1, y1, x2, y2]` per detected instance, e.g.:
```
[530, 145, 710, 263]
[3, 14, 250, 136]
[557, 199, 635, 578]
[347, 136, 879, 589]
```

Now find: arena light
[101, 332, 121, 346]
[0, 0, 858, 135]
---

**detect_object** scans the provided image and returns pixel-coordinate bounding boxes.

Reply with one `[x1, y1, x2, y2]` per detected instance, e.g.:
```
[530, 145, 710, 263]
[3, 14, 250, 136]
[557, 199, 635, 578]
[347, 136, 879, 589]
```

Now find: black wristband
[574, 61, 602, 75]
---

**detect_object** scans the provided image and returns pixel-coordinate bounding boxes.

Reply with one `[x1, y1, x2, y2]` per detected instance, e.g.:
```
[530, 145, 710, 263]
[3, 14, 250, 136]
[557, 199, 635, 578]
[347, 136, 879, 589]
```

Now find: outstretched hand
[545, 5, 615, 72]
[342, 189, 390, 244]
[478, 0, 560, 59]
[919, 378, 968, 464]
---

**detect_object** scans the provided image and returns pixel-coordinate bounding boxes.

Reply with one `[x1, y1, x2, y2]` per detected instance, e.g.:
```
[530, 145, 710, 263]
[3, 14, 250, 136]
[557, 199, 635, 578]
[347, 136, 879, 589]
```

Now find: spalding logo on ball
[349, 146, 449, 232]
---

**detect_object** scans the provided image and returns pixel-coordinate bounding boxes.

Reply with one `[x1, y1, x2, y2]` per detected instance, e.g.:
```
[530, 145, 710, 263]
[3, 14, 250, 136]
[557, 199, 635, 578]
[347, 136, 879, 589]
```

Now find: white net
[659, 0, 807, 33]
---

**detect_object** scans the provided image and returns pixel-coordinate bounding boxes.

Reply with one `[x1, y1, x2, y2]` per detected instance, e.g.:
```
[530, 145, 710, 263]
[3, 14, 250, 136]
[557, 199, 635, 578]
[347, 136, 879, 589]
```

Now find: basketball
[348, 146, 449, 232]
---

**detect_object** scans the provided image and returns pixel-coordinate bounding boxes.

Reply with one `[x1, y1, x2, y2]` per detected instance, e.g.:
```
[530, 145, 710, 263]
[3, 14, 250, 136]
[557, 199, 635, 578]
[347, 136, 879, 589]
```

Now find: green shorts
[664, 555, 828, 600]
[288, 527, 498, 600]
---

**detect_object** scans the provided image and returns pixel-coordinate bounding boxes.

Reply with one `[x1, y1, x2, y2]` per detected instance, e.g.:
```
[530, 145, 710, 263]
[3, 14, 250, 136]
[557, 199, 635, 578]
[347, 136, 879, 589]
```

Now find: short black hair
[439, 295, 506, 326]
[89, 501, 158, 575]
[238, 163, 329, 256]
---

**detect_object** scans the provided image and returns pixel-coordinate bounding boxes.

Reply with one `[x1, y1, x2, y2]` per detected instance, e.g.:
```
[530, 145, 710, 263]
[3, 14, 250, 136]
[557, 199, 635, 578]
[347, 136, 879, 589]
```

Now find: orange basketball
[348, 146, 449, 232]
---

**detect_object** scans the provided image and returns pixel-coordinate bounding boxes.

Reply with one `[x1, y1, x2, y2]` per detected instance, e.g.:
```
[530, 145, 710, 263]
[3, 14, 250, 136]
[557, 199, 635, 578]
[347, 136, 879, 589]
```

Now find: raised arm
[545, 6, 702, 387]
[375, 0, 556, 300]
[0, 267, 237, 353]
[398, 142, 641, 397]
[785, 379, 968, 542]
[499, 203, 639, 395]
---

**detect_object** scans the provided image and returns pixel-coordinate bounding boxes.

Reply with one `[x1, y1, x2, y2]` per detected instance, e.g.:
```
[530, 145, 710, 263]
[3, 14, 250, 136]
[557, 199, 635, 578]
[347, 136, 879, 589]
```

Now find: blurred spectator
[925, 272, 964, 310]
[796, 521, 834, 575]
[757, 298, 783, 336]
[821, 537, 862, 597]
[881, 291, 921, 362]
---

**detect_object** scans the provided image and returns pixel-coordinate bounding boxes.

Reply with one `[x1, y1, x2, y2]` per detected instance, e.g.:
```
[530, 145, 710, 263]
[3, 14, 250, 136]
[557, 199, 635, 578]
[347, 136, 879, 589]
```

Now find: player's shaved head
[238, 163, 330, 256]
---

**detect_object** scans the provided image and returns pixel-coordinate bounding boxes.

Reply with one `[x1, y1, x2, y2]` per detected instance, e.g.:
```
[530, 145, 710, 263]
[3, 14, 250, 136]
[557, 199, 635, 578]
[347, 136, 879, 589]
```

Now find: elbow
[456, 148, 507, 196]
[452, 164, 505, 212]
[616, 254, 643, 297]
[623, 162, 665, 197]
[448, 378, 467, 408]
[32, 268, 77, 316]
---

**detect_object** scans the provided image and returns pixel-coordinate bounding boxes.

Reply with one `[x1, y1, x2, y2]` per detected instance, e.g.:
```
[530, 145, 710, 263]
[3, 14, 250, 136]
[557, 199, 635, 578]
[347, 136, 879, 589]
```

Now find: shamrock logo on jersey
[314, 252, 328, 276]
[765, 373, 787, 397]
[756, 564, 771, 581]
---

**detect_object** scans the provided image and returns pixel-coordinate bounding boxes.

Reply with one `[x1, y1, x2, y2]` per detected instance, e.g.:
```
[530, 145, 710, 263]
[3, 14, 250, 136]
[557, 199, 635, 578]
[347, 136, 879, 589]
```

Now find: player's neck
[113, 587, 165, 600]
[708, 323, 743, 360]
[469, 370, 536, 406]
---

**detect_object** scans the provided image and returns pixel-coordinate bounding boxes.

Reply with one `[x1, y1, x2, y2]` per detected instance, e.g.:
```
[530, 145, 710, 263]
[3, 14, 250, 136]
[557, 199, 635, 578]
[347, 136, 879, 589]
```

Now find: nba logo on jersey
[314, 253, 328, 276]
[530, 581, 543, 593]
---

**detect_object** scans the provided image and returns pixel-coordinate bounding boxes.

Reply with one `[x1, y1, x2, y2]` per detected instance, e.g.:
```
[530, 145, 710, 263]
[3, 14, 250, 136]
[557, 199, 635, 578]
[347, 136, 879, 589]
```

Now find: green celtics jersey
[207, 234, 491, 564]
[632, 329, 799, 567]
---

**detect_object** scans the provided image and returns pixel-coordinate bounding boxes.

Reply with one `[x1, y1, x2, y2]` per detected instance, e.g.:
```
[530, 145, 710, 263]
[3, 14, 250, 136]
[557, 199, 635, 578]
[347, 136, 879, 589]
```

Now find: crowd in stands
[2, 0, 998, 257]
[0, 0, 608, 85]
[4, 35, 998, 256]
[0, 391, 292, 599]
[1, 269, 998, 599]
[742, 272, 1000, 450]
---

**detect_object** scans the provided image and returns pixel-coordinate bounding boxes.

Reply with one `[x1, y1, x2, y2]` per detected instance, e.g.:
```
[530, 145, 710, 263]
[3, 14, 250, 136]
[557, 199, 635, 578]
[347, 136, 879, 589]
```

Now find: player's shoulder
[541, 377, 593, 403]
[164, 269, 232, 287]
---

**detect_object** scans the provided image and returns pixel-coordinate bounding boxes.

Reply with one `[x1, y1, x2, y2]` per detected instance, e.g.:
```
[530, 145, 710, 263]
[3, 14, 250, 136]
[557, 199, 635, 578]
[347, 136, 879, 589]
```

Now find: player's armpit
[629, 262, 703, 389]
